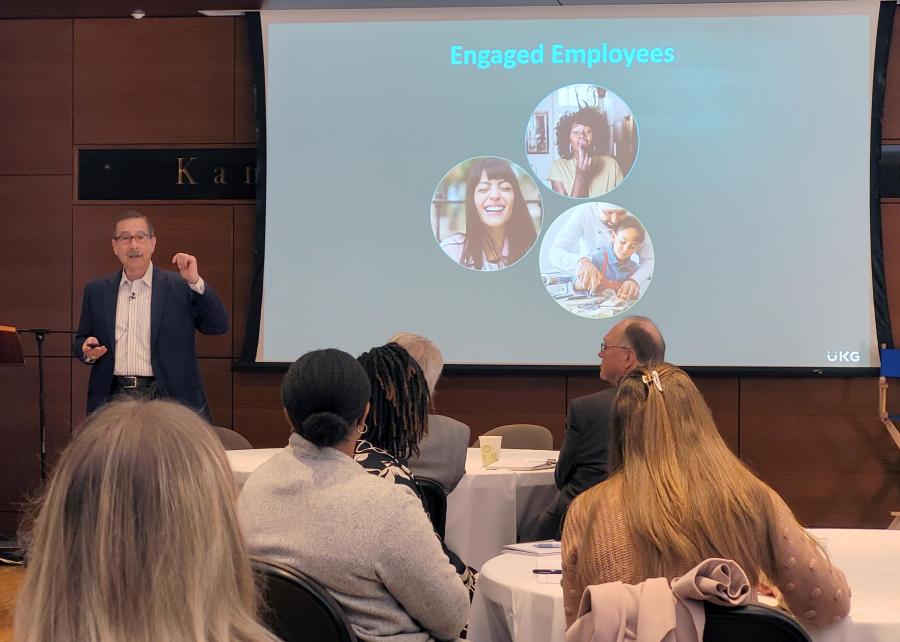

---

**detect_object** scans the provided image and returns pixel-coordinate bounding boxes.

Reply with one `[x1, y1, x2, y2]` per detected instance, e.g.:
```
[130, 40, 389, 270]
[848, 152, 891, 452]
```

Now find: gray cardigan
[237, 433, 469, 642]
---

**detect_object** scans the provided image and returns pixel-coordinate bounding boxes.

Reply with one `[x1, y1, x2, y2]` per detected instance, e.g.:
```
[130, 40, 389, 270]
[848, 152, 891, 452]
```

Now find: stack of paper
[486, 458, 556, 471]
[501, 541, 562, 555]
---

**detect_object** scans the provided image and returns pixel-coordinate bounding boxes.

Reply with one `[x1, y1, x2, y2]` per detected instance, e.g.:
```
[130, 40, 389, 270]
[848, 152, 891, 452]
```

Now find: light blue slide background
[261, 7, 877, 367]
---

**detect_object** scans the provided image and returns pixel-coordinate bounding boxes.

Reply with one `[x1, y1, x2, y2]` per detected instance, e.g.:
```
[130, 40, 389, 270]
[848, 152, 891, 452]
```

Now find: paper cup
[480, 435, 502, 467]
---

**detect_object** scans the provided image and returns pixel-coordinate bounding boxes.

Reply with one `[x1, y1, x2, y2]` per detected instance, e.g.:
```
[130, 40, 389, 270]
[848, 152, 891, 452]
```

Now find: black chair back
[415, 476, 447, 539]
[252, 557, 358, 642]
[704, 602, 811, 642]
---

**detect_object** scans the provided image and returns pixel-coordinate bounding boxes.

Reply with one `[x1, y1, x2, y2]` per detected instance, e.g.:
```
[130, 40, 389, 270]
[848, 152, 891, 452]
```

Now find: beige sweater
[561, 477, 850, 630]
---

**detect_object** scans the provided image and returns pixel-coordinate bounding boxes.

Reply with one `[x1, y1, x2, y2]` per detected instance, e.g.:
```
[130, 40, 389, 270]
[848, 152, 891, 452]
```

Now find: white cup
[480, 435, 502, 467]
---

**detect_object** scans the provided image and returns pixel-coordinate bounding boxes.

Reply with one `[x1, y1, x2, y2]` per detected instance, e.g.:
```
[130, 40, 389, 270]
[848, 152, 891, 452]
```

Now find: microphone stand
[17, 328, 76, 484]
[0, 328, 74, 565]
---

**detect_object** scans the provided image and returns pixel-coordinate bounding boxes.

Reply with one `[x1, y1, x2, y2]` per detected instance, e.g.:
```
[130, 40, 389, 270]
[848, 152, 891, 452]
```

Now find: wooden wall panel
[0, 20, 73, 174]
[201, 358, 233, 428]
[567, 371, 607, 404]
[882, 202, 900, 342]
[0, 358, 71, 517]
[232, 370, 287, 447]
[71, 205, 234, 357]
[434, 373, 568, 447]
[233, 205, 256, 355]
[74, 18, 235, 144]
[0, 176, 73, 357]
[234, 18, 256, 145]
[71, 356, 89, 428]
[694, 377, 740, 455]
[882, 15, 900, 142]
[740, 378, 900, 528]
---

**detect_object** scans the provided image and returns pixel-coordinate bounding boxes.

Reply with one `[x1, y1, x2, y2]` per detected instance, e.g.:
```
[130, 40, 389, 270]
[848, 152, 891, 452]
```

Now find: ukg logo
[826, 350, 861, 363]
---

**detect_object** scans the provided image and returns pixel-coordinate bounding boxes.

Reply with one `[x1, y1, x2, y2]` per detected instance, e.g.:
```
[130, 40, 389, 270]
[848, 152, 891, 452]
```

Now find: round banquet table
[227, 446, 560, 570]
[445, 448, 559, 570]
[467, 528, 900, 642]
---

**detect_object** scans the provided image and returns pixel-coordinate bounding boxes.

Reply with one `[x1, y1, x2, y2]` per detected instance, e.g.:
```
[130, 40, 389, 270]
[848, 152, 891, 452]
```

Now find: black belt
[112, 375, 155, 390]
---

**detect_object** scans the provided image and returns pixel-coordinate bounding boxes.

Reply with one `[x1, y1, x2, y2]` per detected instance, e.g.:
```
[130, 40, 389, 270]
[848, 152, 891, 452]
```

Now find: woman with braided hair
[356, 342, 477, 601]
[561, 363, 850, 632]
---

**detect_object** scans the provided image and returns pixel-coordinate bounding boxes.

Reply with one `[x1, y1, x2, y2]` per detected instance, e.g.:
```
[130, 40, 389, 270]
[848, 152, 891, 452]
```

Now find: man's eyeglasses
[599, 342, 633, 354]
[114, 232, 152, 244]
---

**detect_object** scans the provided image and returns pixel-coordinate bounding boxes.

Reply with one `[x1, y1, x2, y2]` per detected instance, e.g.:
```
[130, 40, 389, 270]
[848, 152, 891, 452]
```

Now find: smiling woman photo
[435, 157, 541, 271]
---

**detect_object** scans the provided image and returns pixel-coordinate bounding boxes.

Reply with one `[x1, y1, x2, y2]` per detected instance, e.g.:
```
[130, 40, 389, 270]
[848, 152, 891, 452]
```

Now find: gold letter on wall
[176, 157, 197, 185]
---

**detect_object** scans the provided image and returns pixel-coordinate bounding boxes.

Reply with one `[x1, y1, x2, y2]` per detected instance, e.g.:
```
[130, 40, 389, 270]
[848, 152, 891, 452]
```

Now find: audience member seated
[561, 363, 851, 630]
[389, 332, 470, 494]
[14, 399, 277, 642]
[357, 342, 477, 598]
[238, 349, 468, 642]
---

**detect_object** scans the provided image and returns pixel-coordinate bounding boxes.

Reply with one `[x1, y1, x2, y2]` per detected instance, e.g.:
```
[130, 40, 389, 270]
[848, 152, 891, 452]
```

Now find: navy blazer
[73, 266, 229, 419]
[522, 387, 612, 541]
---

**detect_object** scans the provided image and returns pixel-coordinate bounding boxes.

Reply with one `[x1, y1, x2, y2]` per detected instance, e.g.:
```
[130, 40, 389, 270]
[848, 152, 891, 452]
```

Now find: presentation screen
[258, 1, 882, 369]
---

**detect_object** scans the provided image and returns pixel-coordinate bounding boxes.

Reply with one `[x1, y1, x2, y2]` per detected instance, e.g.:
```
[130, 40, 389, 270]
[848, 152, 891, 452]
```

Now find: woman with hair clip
[561, 363, 851, 630]
[239, 348, 468, 642]
[356, 342, 478, 600]
[14, 399, 278, 642]
[440, 157, 538, 270]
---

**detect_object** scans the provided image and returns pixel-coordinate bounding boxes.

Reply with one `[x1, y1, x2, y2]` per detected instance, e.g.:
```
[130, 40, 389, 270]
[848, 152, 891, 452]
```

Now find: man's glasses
[114, 232, 152, 244]
[599, 342, 633, 354]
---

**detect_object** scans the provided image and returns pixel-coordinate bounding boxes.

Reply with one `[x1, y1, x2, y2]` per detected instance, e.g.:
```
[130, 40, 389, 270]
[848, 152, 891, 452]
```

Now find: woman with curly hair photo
[549, 106, 624, 198]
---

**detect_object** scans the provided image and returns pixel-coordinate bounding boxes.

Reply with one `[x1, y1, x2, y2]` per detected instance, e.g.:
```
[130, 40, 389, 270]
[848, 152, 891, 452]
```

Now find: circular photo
[431, 156, 543, 271]
[526, 84, 638, 199]
[538, 202, 653, 319]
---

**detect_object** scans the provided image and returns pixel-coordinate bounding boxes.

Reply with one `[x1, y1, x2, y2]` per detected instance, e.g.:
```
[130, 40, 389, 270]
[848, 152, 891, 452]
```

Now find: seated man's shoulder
[572, 387, 616, 410]
[428, 414, 471, 438]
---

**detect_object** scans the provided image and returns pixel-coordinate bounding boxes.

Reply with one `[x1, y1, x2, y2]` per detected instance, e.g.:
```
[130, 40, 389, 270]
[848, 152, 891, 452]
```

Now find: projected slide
[259, 2, 881, 368]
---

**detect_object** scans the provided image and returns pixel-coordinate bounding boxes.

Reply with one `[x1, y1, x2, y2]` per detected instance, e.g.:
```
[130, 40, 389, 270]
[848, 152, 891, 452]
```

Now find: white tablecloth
[445, 448, 558, 570]
[227, 447, 283, 488]
[468, 528, 900, 642]
[227, 446, 559, 571]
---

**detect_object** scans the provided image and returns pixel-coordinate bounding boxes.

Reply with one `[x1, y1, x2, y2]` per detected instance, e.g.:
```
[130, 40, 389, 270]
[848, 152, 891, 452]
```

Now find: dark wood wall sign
[78, 148, 257, 200]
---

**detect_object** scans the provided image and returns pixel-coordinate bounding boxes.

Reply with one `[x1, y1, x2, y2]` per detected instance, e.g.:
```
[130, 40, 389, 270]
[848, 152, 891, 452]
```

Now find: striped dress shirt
[113, 264, 205, 376]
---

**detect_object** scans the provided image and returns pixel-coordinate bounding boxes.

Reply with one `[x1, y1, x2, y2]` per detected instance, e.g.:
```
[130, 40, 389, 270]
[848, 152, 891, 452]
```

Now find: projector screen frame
[238, 1, 895, 376]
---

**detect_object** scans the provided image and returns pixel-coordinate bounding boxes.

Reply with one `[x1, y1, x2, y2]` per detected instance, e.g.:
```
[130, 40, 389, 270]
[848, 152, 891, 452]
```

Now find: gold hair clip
[641, 370, 663, 392]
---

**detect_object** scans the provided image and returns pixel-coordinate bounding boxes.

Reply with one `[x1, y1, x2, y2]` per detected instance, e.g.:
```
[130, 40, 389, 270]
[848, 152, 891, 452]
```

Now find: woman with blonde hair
[15, 399, 278, 642]
[561, 363, 850, 630]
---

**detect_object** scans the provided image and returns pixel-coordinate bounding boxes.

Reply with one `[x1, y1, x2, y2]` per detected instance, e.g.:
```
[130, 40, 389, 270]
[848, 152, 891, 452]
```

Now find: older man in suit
[389, 332, 471, 494]
[74, 211, 228, 420]
[522, 316, 665, 541]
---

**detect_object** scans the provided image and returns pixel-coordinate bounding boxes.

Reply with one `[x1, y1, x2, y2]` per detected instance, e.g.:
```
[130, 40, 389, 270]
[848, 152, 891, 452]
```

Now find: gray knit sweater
[237, 433, 469, 642]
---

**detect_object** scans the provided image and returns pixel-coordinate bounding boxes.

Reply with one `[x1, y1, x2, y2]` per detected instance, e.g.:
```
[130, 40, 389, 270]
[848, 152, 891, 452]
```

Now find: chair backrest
[477, 424, 553, 450]
[212, 426, 253, 450]
[703, 602, 811, 642]
[252, 557, 358, 642]
[415, 476, 447, 538]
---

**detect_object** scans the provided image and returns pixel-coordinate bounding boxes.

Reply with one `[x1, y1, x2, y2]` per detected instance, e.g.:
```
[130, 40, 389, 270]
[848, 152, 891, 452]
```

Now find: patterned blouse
[353, 439, 421, 499]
